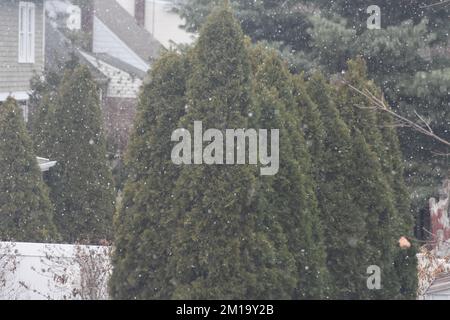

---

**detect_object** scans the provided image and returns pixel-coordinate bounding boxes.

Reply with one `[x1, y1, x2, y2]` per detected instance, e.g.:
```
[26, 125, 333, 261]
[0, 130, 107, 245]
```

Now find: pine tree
[110, 52, 188, 299]
[251, 47, 330, 299]
[45, 65, 115, 243]
[168, 6, 297, 299]
[0, 98, 58, 242]
[181, 0, 313, 50]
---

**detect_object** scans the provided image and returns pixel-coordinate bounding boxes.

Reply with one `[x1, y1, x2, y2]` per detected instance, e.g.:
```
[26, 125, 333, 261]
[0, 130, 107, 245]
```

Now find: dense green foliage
[251, 48, 330, 299]
[181, 0, 450, 236]
[110, 52, 188, 299]
[32, 65, 115, 243]
[111, 5, 417, 299]
[168, 7, 296, 299]
[17, 0, 421, 299]
[0, 98, 58, 242]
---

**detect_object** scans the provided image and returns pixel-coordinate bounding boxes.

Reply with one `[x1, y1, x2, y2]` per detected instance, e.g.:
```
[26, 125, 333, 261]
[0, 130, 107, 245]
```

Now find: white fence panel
[0, 242, 112, 300]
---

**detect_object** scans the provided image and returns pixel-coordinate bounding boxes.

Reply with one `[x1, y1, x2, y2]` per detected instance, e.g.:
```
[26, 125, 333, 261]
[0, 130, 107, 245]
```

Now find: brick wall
[102, 97, 137, 155]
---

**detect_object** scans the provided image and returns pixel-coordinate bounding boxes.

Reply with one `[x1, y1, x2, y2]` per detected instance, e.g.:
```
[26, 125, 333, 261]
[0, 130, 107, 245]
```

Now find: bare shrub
[0, 243, 18, 299]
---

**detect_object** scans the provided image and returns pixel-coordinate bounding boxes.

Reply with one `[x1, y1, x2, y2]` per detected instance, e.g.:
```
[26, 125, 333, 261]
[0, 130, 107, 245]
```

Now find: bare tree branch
[420, 0, 450, 9]
[342, 80, 450, 149]
[414, 110, 434, 134]
[431, 151, 450, 157]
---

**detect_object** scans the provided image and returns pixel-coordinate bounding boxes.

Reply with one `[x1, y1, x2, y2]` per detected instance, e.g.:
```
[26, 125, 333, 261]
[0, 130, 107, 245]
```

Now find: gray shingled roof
[94, 0, 162, 63]
[89, 52, 147, 79]
[45, 21, 109, 84]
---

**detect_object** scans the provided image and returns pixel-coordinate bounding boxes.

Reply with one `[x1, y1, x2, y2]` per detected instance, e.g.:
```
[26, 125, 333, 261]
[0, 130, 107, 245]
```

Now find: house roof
[45, 21, 109, 84]
[87, 52, 147, 79]
[47, 21, 146, 78]
[426, 273, 450, 294]
[94, 0, 162, 63]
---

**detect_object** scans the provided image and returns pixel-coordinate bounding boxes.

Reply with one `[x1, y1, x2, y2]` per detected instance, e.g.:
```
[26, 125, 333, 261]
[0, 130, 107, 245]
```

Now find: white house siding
[0, 0, 45, 101]
[93, 16, 149, 72]
[115, 0, 196, 48]
[116, 0, 135, 17]
[0, 242, 111, 300]
[80, 52, 142, 98]
[144, 0, 196, 48]
[424, 292, 450, 300]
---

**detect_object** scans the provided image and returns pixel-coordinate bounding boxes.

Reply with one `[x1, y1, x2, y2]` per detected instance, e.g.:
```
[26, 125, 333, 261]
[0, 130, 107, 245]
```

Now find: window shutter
[18, 2, 35, 63]
[27, 3, 35, 63]
[18, 3, 26, 62]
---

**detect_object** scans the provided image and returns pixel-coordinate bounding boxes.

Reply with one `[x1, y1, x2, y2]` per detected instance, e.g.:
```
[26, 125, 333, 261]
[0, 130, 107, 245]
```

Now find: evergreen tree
[334, 59, 417, 298]
[376, 104, 418, 299]
[0, 98, 58, 242]
[182, 0, 450, 230]
[251, 48, 330, 299]
[292, 75, 325, 171]
[304, 73, 370, 299]
[169, 6, 297, 299]
[181, 0, 314, 50]
[29, 93, 57, 157]
[339, 59, 417, 298]
[45, 65, 115, 243]
[30, 54, 80, 156]
[307, 3, 450, 227]
[110, 52, 188, 299]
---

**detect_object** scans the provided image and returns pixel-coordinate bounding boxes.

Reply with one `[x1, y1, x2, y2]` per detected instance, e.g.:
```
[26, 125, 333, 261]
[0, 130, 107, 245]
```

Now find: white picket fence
[0, 242, 112, 300]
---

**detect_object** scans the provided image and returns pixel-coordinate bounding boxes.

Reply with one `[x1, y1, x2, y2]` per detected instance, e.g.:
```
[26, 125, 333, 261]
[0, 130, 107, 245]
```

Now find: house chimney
[135, 0, 146, 27]
[80, 2, 94, 51]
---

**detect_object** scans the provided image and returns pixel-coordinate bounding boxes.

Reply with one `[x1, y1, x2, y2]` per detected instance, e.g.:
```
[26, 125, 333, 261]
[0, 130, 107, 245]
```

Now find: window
[18, 2, 35, 63]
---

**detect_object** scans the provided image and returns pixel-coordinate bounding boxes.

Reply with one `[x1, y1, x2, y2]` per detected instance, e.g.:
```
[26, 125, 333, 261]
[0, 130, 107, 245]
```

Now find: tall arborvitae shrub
[29, 70, 61, 156]
[338, 58, 417, 298]
[377, 109, 418, 299]
[110, 52, 188, 299]
[334, 59, 417, 299]
[168, 6, 297, 299]
[0, 98, 58, 242]
[30, 93, 57, 158]
[110, 5, 417, 300]
[251, 48, 330, 299]
[304, 73, 369, 299]
[46, 65, 115, 243]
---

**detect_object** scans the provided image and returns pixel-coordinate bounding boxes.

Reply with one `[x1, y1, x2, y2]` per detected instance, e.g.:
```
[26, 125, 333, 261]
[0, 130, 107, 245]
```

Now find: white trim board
[0, 91, 30, 101]
[36, 157, 57, 172]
